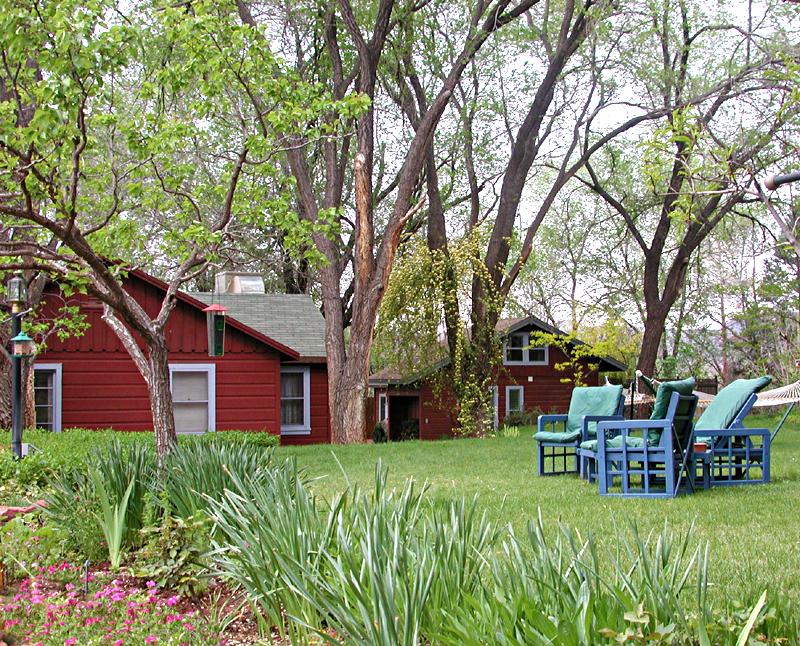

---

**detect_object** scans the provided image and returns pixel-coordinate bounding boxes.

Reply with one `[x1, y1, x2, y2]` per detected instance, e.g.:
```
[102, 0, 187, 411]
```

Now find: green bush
[502, 410, 533, 427]
[373, 422, 387, 443]
[0, 428, 277, 500]
[188, 430, 279, 448]
[134, 514, 211, 598]
[42, 440, 155, 562]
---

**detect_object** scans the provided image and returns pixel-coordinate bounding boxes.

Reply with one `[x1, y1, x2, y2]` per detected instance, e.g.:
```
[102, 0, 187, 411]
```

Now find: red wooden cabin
[368, 316, 626, 440]
[32, 270, 330, 444]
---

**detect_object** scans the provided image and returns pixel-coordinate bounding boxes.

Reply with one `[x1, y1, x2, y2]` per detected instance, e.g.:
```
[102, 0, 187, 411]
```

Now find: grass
[278, 410, 800, 608]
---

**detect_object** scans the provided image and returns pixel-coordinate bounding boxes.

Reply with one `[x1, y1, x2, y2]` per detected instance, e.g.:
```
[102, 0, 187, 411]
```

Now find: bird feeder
[203, 303, 228, 357]
[10, 331, 35, 358]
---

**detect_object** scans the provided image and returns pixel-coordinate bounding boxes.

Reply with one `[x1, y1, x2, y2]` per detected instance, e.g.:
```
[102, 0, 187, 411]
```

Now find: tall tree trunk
[145, 340, 177, 457]
[637, 312, 666, 377]
[103, 305, 177, 456]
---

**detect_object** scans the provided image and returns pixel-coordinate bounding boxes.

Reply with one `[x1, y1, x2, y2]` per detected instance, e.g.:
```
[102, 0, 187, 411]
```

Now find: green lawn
[279, 411, 800, 606]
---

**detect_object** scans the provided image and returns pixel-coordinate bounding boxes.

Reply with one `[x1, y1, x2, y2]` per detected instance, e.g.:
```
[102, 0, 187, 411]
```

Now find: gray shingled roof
[188, 293, 326, 359]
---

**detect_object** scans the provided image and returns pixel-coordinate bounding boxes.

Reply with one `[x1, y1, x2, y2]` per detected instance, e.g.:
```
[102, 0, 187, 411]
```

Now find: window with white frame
[281, 366, 310, 434]
[33, 364, 62, 432]
[169, 364, 216, 433]
[506, 385, 524, 415]
[378, 393, 388, 422]
[503, 332, 548, 366]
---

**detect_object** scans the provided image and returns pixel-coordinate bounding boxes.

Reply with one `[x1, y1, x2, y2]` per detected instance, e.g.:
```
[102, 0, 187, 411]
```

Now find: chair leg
[537, 443, 544, 476]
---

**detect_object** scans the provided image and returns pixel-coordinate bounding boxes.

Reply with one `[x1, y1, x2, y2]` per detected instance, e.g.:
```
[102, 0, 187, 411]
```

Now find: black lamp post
[6, 274, 29, 460]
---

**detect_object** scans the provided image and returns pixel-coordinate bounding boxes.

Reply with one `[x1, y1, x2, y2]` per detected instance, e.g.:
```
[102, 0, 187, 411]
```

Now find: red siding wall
[35, 278, 329, 444]
[282, 363, 330, 445]
[374, 343, 602, 439]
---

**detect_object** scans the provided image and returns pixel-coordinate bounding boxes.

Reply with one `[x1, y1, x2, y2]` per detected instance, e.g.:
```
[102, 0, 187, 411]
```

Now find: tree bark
[145, 340, 177, 458]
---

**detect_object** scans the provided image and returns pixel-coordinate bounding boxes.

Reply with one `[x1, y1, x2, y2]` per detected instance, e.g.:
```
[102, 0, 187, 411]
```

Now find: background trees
[1, 0, 798, 442]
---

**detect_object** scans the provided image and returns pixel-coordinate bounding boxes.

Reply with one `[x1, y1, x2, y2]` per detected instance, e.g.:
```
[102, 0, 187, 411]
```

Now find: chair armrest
[597, 419, 670, 431]
[596, 419, 670, 449]
[693, 428, 770, 440]
[580, 415, 624, 441]
[537, 414, 568, 434]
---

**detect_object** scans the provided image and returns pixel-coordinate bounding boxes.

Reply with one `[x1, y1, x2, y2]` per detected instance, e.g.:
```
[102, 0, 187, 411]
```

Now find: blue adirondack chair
[579, 377, 696, 484]
[692, 376, 772, 488]
[533, 385, 624, 476]
[592, 391, 699, 498]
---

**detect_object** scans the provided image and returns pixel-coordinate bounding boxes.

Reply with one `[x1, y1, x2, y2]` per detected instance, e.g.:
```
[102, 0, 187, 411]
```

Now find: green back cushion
[650, 378, 695, 420]
[695, 376, 772, 431]
[566, 385, 623, 435]
[648, 377, 695, 443]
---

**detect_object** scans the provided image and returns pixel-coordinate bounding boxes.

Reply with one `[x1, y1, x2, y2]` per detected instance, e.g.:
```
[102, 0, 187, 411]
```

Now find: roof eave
[129, 269, 301, 360]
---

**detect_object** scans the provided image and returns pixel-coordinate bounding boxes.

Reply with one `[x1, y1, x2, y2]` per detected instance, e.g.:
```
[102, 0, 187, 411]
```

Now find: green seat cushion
[580, 435, 658, 453]
[565, 385, 623, 437]
[534, 430, 581, 444]
[695, 376, 772, 433]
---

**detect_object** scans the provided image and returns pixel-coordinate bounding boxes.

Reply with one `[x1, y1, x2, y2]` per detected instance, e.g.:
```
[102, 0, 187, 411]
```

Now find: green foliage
[501, 410, 533, 427]
[529, 330, 609, 386]
[0, 512, 73, 580]
[194, 430, 279, 449]
[0, 428, 279, 504]
[90, 468, 135, 570]
[42, 439, 155, 563]
[373, 423, 388, 443]
[207, 459, 797, 644]
[160, 440, 285, 520]
[134, 514, 211, 598]
[374, 233, 504, 435]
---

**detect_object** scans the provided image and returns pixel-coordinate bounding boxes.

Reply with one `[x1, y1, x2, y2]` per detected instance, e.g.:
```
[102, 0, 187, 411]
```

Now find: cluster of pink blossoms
[1, 567, 202, 644]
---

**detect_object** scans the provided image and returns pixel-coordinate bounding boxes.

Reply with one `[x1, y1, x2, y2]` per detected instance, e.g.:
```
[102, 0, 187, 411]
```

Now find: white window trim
[505, 385, 524, 416]
[33, 363, 62, 433]
[281, 366, 311, 435]
[169, 363, 216, 433]
[503, 332, 549, 366]
[378, 393, 388, 422]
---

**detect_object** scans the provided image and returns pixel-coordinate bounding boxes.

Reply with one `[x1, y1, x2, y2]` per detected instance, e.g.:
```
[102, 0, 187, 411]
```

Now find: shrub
[134, 514, 211, 598]
[373, 422, 388, 443]
[502, 410, 534, 427]
[42, 440, 155, 561]
[184, 430, 279, 448]
[397, 419, 420, 441]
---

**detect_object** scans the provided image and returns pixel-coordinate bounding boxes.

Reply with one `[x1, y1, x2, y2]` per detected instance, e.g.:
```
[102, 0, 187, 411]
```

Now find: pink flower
[144, 637, 158, 644]
[113, 640, 124, 646]
[165, 595, 179, 607]
[65, 639, 78, 646]
[146, 580, 157, 589]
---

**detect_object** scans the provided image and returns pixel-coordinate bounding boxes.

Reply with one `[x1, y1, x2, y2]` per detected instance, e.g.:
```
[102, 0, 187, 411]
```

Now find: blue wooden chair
[692, 376, 772, 488]
[579, 377, 696, 485]
[593, 391, 699, 498]
[533, 385, 624, 476]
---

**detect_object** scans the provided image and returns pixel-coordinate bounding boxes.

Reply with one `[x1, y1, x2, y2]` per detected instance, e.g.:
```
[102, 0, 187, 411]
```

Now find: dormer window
[503, 332, 548, 366]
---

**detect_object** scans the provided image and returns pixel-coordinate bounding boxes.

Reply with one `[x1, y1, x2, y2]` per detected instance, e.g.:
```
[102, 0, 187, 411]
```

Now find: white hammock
[752, 380, 800, 407]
